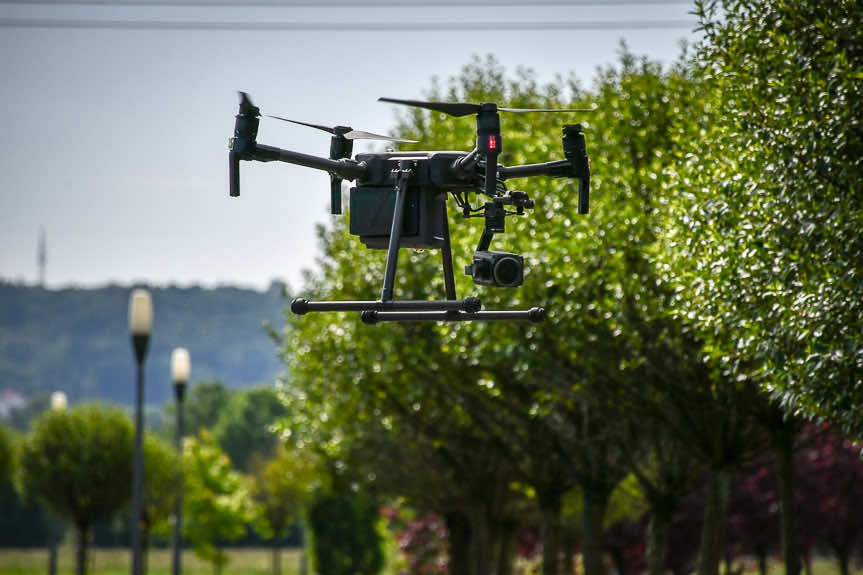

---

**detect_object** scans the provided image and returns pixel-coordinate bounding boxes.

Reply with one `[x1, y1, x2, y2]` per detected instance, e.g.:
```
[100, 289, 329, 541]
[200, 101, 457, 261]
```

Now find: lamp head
[171, 347, 191, 386]
[128, 289, 153, 337]
[50, 391, 67, 412]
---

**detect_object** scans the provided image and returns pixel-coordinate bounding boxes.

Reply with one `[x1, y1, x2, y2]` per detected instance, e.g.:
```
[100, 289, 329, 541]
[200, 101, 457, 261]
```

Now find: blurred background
[2, 1, 862, 575]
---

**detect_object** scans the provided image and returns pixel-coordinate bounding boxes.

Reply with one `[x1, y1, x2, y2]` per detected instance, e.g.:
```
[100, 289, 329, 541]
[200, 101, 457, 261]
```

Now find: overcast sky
[0, 0, 697, 292]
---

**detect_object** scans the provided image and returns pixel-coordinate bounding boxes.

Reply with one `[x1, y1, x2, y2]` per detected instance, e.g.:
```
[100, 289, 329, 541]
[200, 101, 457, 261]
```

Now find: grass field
[0, 547, 301, 575]
[0, 548, 858, 575]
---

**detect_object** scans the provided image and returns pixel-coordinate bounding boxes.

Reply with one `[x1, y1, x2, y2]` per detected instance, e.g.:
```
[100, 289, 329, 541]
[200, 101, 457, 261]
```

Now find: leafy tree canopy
[183, 430, 251, 572]
[19, 404, 133, 529]
[213, 386, 287, 471]
[663, 0, 863, 431]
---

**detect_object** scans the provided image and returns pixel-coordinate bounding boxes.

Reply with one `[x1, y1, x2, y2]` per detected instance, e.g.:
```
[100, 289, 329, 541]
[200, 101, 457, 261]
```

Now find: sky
[0, 0, 698, 292]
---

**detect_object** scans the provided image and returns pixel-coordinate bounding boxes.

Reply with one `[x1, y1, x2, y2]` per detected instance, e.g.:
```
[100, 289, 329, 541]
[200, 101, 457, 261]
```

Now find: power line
[0, 0, 695, 5]
[0, 17, 696, 30]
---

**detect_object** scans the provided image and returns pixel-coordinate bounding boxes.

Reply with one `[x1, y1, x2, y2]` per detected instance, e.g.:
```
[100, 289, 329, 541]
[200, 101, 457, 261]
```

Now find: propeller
[266, 115, 417, 143]
[238, 91, 260, 116]
[378, 97, 594, 116]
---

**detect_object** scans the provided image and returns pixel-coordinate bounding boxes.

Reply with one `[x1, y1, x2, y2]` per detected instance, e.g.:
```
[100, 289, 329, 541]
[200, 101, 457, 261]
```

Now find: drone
[228, 92, 590, 324]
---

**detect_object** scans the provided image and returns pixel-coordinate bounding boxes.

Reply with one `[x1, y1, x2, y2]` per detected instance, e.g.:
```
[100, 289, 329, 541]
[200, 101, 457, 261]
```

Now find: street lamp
[50, 391, 67, 412]
[128, 288, 152, 575]
[170, 347, 190, 575]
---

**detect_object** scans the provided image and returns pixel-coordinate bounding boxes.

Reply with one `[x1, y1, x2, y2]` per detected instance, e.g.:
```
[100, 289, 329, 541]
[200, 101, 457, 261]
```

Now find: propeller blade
[498, 107, 595, 113]
[238, 91, 259, 115]
[266, 115, 336, 135]
[343, 130, 418, 143]
[267, 115, 417, 143]
[379, 97, 481, 118]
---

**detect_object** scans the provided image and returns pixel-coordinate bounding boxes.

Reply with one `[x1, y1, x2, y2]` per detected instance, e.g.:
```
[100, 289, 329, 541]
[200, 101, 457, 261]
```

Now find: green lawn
[0, 548, 857, 575]
[0, 547, 301, 575]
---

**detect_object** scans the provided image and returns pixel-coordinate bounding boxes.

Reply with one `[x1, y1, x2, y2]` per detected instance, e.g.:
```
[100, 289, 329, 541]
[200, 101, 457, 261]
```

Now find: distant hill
[0, 282, 287, 406]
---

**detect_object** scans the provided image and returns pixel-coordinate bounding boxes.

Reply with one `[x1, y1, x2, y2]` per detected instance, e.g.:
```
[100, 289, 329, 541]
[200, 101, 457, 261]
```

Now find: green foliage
[18, 404, 133, 529]
[307, 490, 383, 575]
[249, 446, 318, 541]
[0, 282, 284, 405]
[278, 51, 718, 575]
[213, 387, 287, 471]
[184, 381, 232, 436]
[183, 430, 251, 572]
[143, 433, 180, 537]
[662, 0, 863, 431]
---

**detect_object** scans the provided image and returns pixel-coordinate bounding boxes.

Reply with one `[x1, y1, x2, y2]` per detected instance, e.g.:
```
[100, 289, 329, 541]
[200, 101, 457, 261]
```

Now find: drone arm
[451, 148, 481, 174]
[250, 144, 367, 180]
[498, 159, 574, 180]
[499, 160, 590, 215]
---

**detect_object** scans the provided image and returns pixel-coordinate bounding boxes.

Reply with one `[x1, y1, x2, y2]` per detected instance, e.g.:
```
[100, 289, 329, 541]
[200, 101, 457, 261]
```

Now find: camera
[466, 251, 524, 287]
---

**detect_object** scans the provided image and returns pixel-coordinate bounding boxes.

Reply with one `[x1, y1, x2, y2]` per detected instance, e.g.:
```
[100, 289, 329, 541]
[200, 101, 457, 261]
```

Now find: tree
[280, 50, 721, 575]
[213, 386, 287, 471]
[183, 430, 250, 575]
[19, 404, 133, 575]
[668, 0, 863, 430]
[250, 446, 318, 575]
[663, 2, 863, 572]
[142, 433, 180, 571]
[183, 380, 232, 436]
[307, 489, 384, 575]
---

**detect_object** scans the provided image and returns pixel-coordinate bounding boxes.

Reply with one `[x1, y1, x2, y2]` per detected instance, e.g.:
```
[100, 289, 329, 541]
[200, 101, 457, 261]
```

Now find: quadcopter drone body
[228, 93, 590, 324]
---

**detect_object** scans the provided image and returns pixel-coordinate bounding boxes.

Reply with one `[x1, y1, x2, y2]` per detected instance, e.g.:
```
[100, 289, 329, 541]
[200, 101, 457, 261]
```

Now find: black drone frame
[228, 93, 590, 324]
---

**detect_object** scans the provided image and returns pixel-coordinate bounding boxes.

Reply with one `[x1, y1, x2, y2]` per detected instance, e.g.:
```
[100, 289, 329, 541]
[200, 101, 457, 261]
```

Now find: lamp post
[128, 289, 152, 575]
[47, 391, 67, 575]
[170, 347, 190, 575]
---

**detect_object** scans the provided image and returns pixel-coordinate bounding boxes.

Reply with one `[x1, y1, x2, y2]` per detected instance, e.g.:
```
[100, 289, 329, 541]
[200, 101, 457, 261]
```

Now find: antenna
[38, 227, 47, 288]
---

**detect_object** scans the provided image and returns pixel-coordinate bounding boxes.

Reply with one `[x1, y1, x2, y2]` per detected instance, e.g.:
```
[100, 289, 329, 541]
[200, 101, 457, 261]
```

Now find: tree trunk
[773, 426, 800, 575]
[272, 535, 281, 575]
[756, 546, 767, 575]
[610, 547, 627, 575]
[299, 525, 308, 575]
[48, 544, 58, 575]
[835, 545, 849, 575]
[142, 526, 150, 575]
[446, 511, 473, 575]
[646, 508, 672, 575]
[541, 494, 563, 575]
[75, 522, 89, 575]
[497, 519, 517, 575]
[469, 509, 495, 575]
[562, 530, 577, 575]
[802, 551, 812, 575]
[697, 467, 732, 575]
[582, 488, 609, 575]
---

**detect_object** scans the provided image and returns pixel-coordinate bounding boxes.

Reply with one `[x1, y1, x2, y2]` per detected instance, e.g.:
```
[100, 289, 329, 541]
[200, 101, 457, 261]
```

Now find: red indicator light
[488, 136, 497, 150]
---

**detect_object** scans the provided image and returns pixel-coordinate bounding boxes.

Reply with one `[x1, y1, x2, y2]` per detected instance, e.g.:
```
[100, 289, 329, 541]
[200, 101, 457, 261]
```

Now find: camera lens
[493, 256, 522, 287]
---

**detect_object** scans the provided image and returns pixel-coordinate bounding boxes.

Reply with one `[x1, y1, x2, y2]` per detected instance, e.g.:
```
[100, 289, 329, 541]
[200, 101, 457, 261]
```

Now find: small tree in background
[142, 433, 180, 571]
[307, 489, 384, 575]
[183, 430, 250, 575]
[213, 386, 287, 471]
[250, 446, 318, 575]
[19, 405, 133, 575]
[182, 380, 232, 436]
